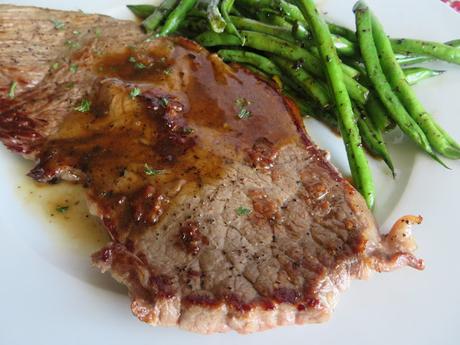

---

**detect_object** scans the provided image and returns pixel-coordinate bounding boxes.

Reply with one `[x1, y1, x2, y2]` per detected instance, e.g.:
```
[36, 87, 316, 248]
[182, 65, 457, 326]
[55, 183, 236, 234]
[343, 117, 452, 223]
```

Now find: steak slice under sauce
[0, 5, 424, 334]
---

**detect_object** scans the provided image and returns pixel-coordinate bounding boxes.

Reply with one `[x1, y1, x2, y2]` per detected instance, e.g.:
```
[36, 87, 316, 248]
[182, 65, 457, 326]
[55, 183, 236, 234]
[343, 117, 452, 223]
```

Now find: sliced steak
[0, 5, 424, 334]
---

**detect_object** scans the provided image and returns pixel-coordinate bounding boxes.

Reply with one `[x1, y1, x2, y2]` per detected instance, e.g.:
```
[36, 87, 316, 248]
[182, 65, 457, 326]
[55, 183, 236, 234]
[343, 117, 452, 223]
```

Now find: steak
[0, 5, 424, 334]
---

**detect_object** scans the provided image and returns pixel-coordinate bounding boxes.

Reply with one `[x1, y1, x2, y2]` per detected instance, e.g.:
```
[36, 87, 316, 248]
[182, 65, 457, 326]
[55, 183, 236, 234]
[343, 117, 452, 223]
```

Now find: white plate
[0, 0, 459, 344]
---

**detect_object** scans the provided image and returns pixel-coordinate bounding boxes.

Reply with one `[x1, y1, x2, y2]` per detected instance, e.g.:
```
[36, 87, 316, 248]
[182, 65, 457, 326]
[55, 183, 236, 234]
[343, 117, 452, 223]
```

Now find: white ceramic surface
[0, 0, 459, 344]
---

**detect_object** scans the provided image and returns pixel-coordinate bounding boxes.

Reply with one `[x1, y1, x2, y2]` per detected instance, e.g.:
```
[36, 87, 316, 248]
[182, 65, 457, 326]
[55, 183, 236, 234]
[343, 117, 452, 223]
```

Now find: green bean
[356, 109, 394, 175]
[158, 0, 198, 36]
[129, 2, 247, 22]
[207, 0, 226, 33]
[230, 6, 243, 16]
[396, 54, 434, 66]
[142, 0, 178, 33]
[343, 73, 368, 105]
[196, 31, 368, 104]
[283, 86, 339, 128]
[231, 18, 358, 73]
[291, 21, 310, 40]
[391, 38, 460, 65]
[434, 123, 460, 157]
[297, 0, 375, 208]
[369, 9, 460, 159]
[189, 8, 207, 18]
[197, 31, 323, 72]
[271, 55, 332, 108]
[221, 0, 244, 43]
[238, 0, 358, 42]
[345, 66, 442, 129]
[292, 22, 357, 56]
[333, 35, 358, 57]
[257, 9, 292, 27]
[196, 31, 240, 45]
[230, 16, 294, 42]
[327, 22, 357, 43]
[345, 61, 439, 86]
[395, 39, 460, 65]
[365, 94, 394, 132]
[201, 7, 295, 42]
[285, 89, 316, 116]
[404, 67, 444, 86]
[447, 39, 460, 47]
[354, 1, 442, 165]
[217, 49, 282, 75]
[343, 58, 368, 76]
[341, 62, 360, 79]
[127, 4, 156, 19]
[286, 74, 393, 172]
[180, 17, 209, 35]
[240, 63, 270, 79]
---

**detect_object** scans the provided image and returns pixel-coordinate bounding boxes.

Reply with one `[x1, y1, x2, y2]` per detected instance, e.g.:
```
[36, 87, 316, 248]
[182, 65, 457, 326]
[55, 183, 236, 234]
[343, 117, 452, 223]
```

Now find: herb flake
[51, 62, 60, 70]
[235, 97, 252, 119]
[183, 127, 194, 135]
[56, 206, 69, 213]
[128, 56, 146, 70]
[160, 97, 169, 107]
[74, 99, 91, 112]
[65, 40, 80, 49]
[8, 81, 17, 99]
[130, 87, 141, 99]
[144, 164, 162, 176]
[238, 107, 252, 119]
[236, 207, 252, 216]
[70, 64, 78, 73]
[51, 19, 65, 30]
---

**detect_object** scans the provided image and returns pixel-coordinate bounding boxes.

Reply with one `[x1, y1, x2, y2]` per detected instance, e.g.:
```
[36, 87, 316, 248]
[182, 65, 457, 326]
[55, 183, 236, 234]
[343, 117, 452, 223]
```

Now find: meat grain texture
[0, 5, 424, 334]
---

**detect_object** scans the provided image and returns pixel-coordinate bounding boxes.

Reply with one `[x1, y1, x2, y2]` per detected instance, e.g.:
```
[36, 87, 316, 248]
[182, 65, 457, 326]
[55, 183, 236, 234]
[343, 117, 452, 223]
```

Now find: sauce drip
[16, 179, 109, 253]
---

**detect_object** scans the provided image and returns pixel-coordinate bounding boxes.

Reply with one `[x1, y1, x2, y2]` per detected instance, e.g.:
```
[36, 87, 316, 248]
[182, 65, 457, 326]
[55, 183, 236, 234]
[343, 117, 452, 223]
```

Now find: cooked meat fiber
[0, 5, 424, 334]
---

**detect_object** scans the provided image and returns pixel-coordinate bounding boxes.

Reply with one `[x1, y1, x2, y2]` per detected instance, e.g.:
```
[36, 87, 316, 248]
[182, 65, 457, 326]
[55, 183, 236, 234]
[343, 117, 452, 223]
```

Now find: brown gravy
[29, 37, 303, 244]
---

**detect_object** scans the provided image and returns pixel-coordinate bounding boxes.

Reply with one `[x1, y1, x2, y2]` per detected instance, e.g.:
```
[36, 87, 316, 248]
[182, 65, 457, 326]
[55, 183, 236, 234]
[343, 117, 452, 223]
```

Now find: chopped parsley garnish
[144, 164, 162, 176]
[72, 30, 81, 36]
[129, 87, 141, 99]
[95, 28, 102, 38]
[51, 19, 65, 30]
[69, 64, 78, 73]
[51, 62, 60, 70]
[74, 99, 91, 112]
[183, 127, 194, 134]
[56, 206, 69, 213]
[135, 62, 146, 69]
[238, 107, 252, 119]
[128, 56, 146, 69]
[163, 67, 172, 75]
[64, 40, 80, 49]
[7, 81, 17, 99]
[235, 97, 252, 119]
[65, 82, 75, 89]
[160, 97, 169, 107]
[236, 206, 252, 216]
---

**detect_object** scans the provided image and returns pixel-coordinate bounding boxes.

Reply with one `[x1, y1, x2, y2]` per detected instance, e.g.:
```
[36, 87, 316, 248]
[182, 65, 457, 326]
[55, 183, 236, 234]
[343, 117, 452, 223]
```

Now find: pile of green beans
[127, 0, 460, 209]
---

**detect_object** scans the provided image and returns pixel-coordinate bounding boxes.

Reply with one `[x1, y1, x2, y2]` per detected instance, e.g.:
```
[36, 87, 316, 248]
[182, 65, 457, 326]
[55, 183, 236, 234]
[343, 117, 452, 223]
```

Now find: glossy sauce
[16, 177, 109, 252]
[30, 37, 303, 244]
